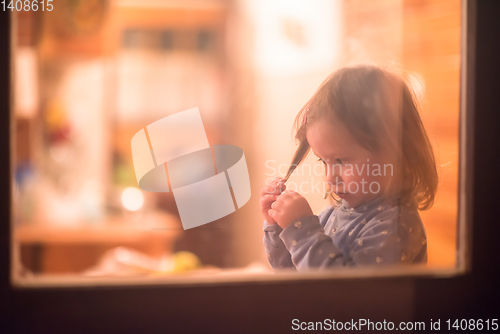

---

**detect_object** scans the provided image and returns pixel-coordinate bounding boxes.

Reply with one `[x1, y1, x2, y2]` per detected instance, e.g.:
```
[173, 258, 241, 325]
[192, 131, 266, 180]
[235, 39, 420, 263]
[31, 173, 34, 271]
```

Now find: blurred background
[12, 0, 459, 279]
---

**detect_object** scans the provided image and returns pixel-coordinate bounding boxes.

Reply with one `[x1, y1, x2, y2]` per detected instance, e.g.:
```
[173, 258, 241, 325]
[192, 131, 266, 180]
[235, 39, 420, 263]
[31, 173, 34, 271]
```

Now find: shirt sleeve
[262, 206, 334, 271]
[262, 220, 296, 271]
[279, 214, 347, 271]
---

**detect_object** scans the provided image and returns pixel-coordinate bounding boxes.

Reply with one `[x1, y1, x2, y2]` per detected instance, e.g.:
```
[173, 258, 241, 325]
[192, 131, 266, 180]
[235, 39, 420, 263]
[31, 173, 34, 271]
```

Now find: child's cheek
[342, 175, 355, 192]
[346, 176, 360, 193]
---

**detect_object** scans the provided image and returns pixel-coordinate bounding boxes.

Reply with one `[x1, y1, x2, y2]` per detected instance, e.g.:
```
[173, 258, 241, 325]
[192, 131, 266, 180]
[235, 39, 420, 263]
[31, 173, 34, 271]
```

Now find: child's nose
[326, 174, 342, 185]
[325, 164, 342, 183]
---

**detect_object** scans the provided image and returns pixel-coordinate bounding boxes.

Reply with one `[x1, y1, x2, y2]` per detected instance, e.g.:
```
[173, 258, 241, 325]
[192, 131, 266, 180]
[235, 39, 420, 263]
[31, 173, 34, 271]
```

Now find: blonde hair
[285, 65, 438, 210]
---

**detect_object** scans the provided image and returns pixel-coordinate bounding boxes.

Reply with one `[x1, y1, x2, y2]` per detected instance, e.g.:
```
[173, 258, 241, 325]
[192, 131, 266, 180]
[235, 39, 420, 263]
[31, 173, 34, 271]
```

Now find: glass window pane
[12, 0, 462, 285]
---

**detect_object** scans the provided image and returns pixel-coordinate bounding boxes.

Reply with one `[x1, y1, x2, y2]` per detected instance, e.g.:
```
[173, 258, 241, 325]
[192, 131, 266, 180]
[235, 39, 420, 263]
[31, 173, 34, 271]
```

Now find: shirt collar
[340, 194, 400, 213]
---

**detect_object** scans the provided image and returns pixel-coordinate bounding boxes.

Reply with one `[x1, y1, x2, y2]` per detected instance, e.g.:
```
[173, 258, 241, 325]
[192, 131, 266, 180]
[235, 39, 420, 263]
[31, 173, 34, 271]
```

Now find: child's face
[306, 120, 391, 208]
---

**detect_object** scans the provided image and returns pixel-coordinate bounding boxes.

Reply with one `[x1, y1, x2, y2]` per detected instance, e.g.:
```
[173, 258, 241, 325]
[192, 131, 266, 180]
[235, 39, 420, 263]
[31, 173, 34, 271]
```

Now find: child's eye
[336, 158, 344, 164]
[318, 158, 327, 165]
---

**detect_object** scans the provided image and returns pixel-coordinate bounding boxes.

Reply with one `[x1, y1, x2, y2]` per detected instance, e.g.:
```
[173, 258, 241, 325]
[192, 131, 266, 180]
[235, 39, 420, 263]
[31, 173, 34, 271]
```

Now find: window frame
[2, 1, 499, 332]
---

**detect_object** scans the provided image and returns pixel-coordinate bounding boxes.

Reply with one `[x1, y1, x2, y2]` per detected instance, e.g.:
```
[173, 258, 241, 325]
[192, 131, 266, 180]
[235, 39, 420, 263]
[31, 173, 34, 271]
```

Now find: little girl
[260, 65, 438, 271]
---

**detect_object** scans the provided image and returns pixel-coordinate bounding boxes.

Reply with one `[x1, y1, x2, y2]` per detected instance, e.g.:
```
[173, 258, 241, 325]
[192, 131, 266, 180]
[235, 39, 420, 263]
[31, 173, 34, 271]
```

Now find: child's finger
[267, 177, 285, 187]
[260, 194, 278, 206]
[262, 182, 284, 195]
[277, 181, 286, 193]
[261, 184, 274, 194]
[283, 189, 298, 198]
[270, 200, 284, 211]
[263, 193, 278, 200]
[277, 191, 292, 201]
[266, 177, 280, 185]
[268, 209, 281, 217]
[262, 177, 287, 196]
[261, 185, 278, 195]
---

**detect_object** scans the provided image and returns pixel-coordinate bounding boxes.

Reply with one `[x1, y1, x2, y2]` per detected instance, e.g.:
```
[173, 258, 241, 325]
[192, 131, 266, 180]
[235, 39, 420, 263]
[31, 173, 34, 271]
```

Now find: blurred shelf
[14, 211, 181, 245]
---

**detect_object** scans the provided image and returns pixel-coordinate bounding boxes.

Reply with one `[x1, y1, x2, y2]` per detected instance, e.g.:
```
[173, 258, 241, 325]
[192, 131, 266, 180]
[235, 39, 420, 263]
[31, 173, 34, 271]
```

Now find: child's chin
[341, 194, 367, 208]
[346, 194, 380, 208]
[342, 197, 357, 207]
[336, 193, 350, 200]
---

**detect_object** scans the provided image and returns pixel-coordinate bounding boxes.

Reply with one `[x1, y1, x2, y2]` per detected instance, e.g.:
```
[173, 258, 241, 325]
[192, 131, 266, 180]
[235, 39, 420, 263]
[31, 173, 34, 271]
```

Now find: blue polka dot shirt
[262, 194, 427, 271]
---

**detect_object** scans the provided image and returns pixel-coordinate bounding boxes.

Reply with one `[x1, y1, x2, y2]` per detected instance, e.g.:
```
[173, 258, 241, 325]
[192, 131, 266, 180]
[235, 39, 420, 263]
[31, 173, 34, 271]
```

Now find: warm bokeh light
[121, 187, 144, 211]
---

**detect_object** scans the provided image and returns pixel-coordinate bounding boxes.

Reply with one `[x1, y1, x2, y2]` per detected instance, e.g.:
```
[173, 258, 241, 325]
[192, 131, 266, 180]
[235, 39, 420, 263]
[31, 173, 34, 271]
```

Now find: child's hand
[260, 177, 286, 224]
[269, 190, 313, 229]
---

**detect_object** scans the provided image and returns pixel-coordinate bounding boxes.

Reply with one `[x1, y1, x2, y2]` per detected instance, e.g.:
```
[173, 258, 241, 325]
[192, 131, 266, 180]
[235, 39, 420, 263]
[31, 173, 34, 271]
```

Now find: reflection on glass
[12, 0, 460, 283]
